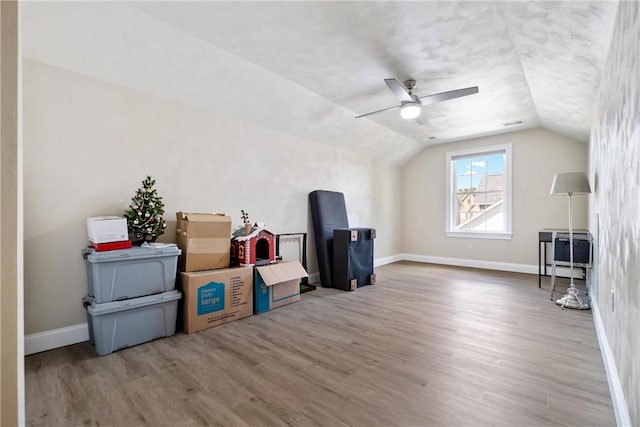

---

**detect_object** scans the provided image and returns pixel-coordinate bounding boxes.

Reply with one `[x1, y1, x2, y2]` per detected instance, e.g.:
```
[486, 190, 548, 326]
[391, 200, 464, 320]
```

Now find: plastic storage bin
[83, 245, 181, 303]
[86, 290, 181, 356]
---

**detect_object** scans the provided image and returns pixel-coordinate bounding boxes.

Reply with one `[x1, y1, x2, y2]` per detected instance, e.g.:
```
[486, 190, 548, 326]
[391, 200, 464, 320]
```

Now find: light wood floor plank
[26, 262, 615, 426]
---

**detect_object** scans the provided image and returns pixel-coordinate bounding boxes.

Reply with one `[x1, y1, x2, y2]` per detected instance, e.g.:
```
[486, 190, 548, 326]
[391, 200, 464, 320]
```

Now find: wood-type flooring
[26, 262, 615, 426]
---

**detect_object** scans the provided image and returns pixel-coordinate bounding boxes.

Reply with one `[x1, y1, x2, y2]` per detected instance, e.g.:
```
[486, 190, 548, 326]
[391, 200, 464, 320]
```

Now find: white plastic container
[87, 216, 128, 243]
[83, 245, 181, 303]
[86, 290, 181, 356]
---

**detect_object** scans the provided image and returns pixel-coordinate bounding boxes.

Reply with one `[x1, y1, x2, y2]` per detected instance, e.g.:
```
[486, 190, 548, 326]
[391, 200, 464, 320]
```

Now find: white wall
[402, 128, 588, 266]
[589, 1, 639, 425]
[22, 59, 401, 335]
[21, 1, 406, 337]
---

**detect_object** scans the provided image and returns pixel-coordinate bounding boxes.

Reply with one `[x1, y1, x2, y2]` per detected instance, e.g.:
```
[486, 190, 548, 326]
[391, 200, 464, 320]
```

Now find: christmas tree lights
[124, 176, 167, 245]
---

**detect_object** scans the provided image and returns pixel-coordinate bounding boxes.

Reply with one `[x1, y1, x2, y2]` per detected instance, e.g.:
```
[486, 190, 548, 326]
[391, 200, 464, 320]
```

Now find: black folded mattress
[309, 190, 349, 288]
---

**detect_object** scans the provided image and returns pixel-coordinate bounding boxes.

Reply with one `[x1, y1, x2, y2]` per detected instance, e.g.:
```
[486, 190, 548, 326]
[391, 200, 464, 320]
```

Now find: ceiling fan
[355, 78, 479, 124]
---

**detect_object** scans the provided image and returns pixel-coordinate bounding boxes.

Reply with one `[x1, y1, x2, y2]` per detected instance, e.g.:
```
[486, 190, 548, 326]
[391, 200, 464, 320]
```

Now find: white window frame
[445, 143, 512, 239]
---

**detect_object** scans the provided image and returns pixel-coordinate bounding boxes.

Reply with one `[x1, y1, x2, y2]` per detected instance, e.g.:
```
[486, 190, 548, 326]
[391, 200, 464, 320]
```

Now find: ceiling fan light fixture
[400, 102, 421, 120]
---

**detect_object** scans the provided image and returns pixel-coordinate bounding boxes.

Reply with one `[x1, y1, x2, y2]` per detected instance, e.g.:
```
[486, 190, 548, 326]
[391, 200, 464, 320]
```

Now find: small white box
[87, 216, 128, 243]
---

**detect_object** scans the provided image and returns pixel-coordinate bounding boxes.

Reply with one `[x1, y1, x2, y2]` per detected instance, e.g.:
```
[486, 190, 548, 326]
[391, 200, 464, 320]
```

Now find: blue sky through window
[455, 153, 504, 190]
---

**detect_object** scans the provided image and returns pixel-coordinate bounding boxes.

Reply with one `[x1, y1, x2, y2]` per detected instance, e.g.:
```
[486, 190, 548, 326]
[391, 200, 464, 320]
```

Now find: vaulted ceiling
[23, 2, 619, 164]
[130, 1, 618, 145]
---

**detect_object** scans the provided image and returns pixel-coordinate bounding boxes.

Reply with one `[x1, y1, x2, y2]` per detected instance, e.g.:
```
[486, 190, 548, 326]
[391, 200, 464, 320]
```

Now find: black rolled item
[333, 228, 376, 291]
[309, 190, 349, 288]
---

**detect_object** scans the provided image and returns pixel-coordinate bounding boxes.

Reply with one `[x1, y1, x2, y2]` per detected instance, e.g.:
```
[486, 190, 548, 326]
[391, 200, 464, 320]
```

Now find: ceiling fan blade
[385, 78, 413, 102]
[354, 104, 401, 118]
[417, 86, 479, 106]
[414, 114, 428, 126]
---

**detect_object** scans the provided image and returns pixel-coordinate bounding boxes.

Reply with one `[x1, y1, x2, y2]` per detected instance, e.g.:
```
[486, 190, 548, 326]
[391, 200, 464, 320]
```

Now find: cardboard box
[254, 261, 308, 314]
[180, 266, 253, 333]
[176, 212, 232, 272]
[87, 216, 128, 244]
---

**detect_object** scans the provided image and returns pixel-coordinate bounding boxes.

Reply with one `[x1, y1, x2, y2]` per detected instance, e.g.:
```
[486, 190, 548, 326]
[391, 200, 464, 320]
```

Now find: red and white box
[87, 216, 128, 244]
[90, 240, 132, 251]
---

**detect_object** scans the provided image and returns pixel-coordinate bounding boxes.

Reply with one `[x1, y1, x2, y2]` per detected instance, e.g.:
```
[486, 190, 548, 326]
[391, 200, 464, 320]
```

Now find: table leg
[538, 241, 542, 288]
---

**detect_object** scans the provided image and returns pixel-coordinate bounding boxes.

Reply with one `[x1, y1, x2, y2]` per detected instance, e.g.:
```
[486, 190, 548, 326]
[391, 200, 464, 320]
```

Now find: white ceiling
[21, 1, 619, 165]
[129, 1, 618, 146]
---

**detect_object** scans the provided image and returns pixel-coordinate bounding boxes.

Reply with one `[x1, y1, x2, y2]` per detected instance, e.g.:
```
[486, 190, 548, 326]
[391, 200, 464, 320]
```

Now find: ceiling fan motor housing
[404, 80, 417, 92]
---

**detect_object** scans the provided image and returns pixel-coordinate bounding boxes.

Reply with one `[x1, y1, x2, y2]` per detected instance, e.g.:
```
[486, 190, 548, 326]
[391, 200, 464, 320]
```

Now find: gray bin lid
[83, 244, 181, 263]
[86, 290, 182, 315]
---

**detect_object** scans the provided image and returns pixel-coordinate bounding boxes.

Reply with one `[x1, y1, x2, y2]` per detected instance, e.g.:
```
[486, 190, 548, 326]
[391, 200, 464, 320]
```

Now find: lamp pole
[550, 172, 590, 309]
[568, 191, 575, 289]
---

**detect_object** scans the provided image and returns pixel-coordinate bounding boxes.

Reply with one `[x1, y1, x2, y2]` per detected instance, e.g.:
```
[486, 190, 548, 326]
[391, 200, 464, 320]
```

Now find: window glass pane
[485, 211, 505, 231]
[447, 146, 509, 235]
[471, 156, 487, 174]
[485, 191, 503, 207]
[487, 154, 504, 174]
[455, 158, 471, 175]
[475, 193, 487, 210]
[456, 174, 471, 191]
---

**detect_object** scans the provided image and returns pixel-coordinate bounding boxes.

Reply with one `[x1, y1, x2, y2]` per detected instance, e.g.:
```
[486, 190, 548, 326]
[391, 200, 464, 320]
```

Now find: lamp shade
[550, 172, 591, 195]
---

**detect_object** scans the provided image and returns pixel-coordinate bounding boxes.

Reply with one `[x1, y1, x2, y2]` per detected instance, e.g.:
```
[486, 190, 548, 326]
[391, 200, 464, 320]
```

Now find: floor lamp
[550, 172, 591, 309]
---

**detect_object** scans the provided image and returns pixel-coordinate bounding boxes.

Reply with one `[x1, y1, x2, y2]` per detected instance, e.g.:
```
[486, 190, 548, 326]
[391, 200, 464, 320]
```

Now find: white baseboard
[20, 255, 583, 355]
[374, 254, 404, 267]
[591, 298, 631, 427]
[24, 323, 89, 356]
[398, 253, 538, 275]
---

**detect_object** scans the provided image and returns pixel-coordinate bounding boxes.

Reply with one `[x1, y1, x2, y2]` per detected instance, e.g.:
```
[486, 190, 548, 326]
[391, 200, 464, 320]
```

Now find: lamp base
[555, 286, 590, 310]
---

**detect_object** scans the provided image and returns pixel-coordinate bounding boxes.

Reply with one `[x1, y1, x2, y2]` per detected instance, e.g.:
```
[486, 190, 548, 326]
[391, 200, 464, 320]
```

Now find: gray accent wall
[589, 1, 639, 424]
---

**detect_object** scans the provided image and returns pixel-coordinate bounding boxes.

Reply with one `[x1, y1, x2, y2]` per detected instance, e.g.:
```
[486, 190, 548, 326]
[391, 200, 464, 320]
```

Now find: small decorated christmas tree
[124, 176, 167, 245]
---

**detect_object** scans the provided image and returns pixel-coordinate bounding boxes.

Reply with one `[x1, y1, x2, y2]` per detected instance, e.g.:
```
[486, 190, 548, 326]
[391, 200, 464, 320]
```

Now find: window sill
[446, 231, 512, 240]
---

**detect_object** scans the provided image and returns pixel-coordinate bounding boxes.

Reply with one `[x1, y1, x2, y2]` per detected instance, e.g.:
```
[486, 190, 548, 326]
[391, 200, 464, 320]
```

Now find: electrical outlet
[611, 289, 615, 311]
[467, 242, 472, 250]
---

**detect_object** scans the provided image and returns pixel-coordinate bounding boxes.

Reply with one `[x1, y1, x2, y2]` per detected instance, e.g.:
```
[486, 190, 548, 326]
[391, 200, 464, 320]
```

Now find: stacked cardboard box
[176, 212, 255, 334]
[180, 267, 253, 333]
[176, 212, 232, 272]
[175, 212, 310, 333]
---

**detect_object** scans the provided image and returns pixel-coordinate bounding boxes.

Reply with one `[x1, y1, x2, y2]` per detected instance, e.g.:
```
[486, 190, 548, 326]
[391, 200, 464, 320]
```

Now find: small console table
[538, 228, 590, 288]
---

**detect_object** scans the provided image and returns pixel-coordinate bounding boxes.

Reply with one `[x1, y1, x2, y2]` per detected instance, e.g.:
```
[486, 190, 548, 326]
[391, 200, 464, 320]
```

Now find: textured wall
[589, 1, 639, 424]
[23, 60, 401, 334]
[402, 128, 588, 266]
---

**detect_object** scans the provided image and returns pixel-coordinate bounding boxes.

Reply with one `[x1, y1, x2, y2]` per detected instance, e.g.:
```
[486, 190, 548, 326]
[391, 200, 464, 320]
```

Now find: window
[445, 144, 512, 239]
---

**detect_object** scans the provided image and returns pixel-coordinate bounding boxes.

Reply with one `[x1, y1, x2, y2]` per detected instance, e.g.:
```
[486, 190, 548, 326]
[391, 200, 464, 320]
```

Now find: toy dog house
[231, 224, 276, 266]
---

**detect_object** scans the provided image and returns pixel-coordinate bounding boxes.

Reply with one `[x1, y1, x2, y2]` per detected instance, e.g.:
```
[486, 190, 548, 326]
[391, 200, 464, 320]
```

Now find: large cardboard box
[176, 212, 231, 272]
[180, 266, 253, 333]
[254, 261, 308, 314]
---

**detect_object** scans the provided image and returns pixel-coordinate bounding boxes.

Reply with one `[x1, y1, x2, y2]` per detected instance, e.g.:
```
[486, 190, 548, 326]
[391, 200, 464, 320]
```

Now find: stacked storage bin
[83, 245, 181, 356]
